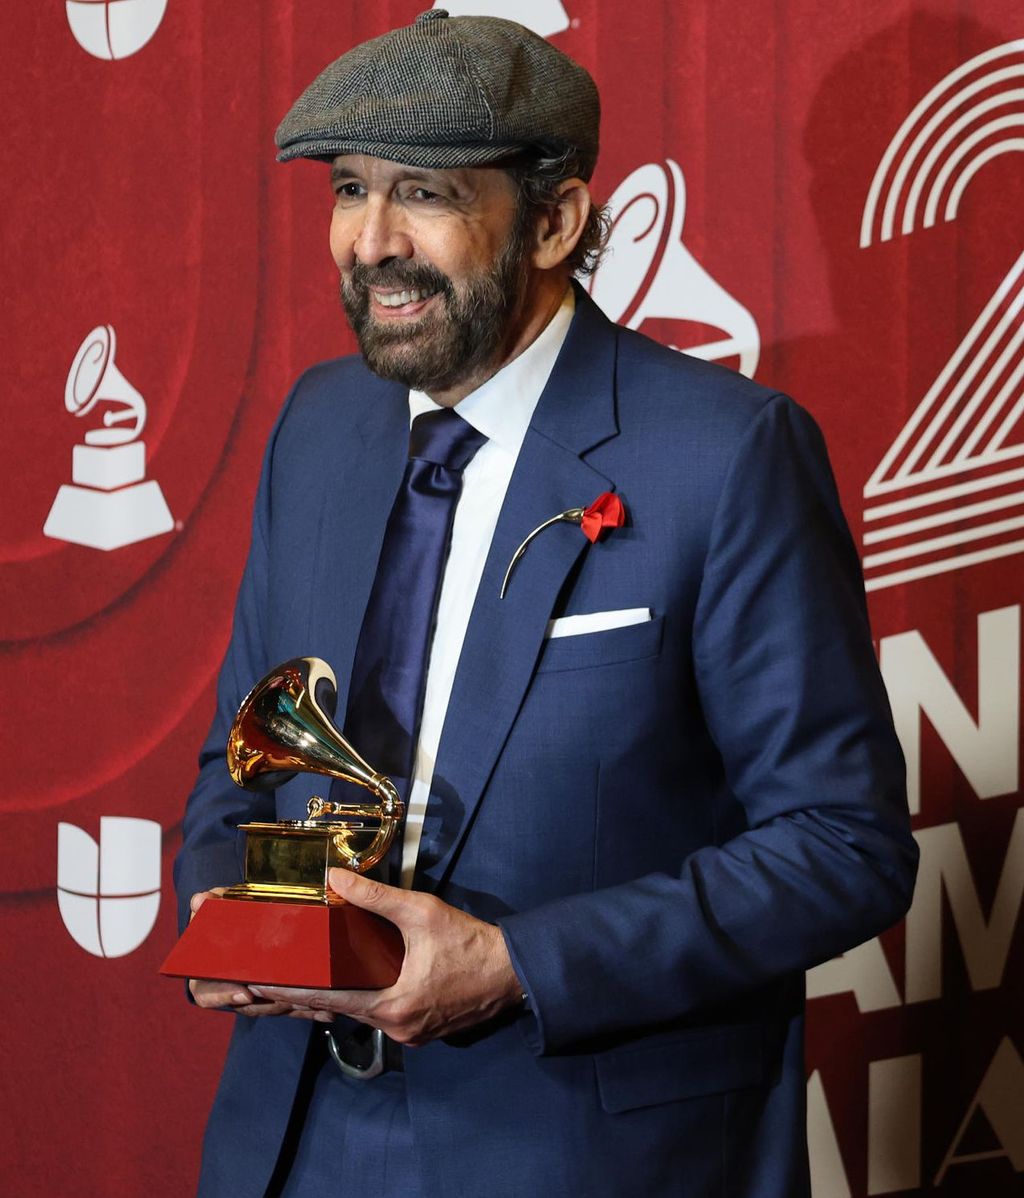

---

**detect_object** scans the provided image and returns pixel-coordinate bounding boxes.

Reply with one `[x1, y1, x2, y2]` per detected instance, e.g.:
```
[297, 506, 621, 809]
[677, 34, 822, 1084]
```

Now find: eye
[407, 186, 443, 203]
[332, 181, 365, 202]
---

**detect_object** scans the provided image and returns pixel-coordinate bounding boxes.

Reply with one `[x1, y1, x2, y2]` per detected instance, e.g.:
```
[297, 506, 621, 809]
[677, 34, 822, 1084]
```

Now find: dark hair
[508, 145, 610, 277]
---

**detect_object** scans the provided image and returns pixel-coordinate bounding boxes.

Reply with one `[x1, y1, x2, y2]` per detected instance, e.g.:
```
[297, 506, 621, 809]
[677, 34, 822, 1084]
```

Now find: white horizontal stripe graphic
[863, 489, 1024, 543]
[864, 464, 1024, 518]
[865, 537, 1024, 590]
[867, 444, 1024, 496]
[863, 512, 1024, 567]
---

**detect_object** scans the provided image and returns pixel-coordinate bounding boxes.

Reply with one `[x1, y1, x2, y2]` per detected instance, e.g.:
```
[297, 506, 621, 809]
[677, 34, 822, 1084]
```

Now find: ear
[530, 178, 592, 271]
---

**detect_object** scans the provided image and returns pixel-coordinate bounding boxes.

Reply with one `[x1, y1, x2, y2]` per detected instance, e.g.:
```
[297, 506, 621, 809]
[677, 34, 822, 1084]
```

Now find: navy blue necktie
[335, 408, 487, 863]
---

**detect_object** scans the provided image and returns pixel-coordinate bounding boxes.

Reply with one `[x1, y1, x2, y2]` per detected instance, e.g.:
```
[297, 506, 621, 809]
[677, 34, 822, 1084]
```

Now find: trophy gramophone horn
[226, 657, 403, 875]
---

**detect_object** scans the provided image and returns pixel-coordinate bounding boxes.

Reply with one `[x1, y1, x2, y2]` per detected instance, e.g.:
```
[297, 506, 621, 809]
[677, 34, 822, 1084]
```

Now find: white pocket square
[545, 608, 652, 639]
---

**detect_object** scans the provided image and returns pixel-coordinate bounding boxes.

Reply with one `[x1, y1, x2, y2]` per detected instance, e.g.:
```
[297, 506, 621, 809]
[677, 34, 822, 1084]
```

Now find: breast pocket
[534, 614, 664, 673]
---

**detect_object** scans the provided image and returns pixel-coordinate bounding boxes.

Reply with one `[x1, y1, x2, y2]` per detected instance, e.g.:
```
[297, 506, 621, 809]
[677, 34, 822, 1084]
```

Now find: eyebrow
[329, 164, 447, 187]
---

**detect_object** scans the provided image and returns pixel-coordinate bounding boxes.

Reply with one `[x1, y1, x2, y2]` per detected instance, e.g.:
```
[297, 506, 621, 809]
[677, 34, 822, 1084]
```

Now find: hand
[250, 868, 525, 1046]
[186, 889, 332, 1022]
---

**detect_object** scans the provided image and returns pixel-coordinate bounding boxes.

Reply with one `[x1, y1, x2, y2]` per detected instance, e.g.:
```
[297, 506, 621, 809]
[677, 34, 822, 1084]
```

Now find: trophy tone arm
[307, 775, 405, 873]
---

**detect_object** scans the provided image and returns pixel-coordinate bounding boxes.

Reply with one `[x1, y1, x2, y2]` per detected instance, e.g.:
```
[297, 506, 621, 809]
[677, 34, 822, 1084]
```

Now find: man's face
[329, 155, 533, 395]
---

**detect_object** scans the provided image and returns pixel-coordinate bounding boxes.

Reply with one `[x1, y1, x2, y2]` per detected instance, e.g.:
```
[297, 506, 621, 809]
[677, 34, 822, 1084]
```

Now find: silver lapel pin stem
[499, 508, 585, 600]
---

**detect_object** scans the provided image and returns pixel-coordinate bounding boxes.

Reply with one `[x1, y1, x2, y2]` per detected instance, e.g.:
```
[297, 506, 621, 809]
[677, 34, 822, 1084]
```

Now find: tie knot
[409, 408, 487, 471]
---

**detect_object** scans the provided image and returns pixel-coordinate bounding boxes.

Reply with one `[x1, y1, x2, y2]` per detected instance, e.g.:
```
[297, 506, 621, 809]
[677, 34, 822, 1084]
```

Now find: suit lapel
[418, 291, 620, 889]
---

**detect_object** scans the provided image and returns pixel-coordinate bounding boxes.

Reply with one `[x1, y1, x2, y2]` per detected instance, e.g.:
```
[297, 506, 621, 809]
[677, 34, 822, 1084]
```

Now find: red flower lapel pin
[499, 492, 626, 599]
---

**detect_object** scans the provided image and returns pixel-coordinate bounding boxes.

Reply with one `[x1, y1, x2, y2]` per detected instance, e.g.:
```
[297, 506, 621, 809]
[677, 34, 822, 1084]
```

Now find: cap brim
[276, 137, 528, 169]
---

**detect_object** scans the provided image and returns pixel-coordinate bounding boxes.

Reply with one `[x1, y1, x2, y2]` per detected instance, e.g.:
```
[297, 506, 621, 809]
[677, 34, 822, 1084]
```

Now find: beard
[339, 223, 531, 393]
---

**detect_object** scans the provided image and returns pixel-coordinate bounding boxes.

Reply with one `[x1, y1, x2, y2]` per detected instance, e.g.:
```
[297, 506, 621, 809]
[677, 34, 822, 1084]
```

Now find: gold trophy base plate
[160, 894, 404, 989]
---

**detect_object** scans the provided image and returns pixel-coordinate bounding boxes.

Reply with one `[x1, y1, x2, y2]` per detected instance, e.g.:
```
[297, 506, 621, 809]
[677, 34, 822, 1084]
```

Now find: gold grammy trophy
[161, 657, 406, 988]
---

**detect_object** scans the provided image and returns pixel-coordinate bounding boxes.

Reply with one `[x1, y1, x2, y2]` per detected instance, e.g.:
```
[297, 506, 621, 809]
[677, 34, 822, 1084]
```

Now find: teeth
[373, 288, 436, 308]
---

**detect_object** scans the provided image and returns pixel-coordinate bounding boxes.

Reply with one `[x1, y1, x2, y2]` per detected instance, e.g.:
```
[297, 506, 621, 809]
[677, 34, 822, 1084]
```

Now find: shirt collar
[408, 287, 575, 454]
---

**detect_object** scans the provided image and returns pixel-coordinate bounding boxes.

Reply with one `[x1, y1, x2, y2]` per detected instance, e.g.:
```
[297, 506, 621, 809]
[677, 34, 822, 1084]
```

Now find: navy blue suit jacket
[175, 290, 917, 1197]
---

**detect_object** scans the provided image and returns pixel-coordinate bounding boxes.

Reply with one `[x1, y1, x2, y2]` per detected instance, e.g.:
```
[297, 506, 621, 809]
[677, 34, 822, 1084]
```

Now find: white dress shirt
[399, 288, 575, 887]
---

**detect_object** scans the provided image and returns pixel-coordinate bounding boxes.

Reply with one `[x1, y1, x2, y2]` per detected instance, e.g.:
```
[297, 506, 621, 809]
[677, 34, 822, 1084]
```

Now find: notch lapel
[418, 292, 621, 890]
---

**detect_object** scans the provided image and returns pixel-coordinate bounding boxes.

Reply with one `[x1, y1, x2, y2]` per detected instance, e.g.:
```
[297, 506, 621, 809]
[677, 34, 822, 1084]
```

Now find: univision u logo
[57, 817, 161, 957]
[66, 0, 168, 61]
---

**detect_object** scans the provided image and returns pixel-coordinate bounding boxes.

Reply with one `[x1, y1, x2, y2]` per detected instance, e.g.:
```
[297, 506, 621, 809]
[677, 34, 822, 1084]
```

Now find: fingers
[250, 985, 377, 1020]
[234, 1001, 300, 1018]
[188, 888, 227, 921]
[249, 984, 424, 1044]
[189, 979, 329, 1019]
[249, 984, 313, 1004]
[287, 1009, 335, 1023]
[189, 978, 257, 1008]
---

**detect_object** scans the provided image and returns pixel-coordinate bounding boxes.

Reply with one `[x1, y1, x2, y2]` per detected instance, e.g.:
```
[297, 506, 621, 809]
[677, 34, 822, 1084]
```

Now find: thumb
[328, 868, 409, 921]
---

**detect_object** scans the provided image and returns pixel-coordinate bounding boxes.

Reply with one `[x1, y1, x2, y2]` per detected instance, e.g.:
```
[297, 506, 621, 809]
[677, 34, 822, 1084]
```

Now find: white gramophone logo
[587, 160, 761, 379]
[433, 1, 569, 38]
[66, 0, 168, 61]
[57, 817, 161, 958]
[44, 325, 174, 551]
[860, 40, 1024, 592]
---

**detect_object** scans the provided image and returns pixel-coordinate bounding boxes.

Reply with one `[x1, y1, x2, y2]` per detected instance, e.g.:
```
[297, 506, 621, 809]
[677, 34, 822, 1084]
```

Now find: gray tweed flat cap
[275, 9, 600, 179]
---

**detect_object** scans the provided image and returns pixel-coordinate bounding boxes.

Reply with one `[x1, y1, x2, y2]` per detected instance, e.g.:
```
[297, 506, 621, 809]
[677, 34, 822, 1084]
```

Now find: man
[175, 10, 917, 1197]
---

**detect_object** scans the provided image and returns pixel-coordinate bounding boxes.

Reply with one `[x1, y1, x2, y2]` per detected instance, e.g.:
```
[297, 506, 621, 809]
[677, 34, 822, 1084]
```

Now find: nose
[352, 196, 413, 266]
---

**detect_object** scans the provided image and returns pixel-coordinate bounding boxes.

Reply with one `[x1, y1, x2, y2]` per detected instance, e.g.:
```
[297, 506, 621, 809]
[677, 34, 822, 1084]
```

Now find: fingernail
[249, 986, 264, 997]
[232, 992, 249, 1004]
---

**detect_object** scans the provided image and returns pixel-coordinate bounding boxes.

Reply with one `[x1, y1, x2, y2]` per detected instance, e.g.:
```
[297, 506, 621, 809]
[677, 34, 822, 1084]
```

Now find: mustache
[347, 261, 452, 297]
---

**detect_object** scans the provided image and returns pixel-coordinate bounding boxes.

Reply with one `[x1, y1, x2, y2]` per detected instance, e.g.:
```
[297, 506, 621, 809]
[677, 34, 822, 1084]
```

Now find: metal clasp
[325, 1027, 386, 1081]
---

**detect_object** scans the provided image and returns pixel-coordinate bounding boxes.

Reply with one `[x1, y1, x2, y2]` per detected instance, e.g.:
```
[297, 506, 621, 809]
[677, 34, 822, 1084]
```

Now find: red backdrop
[2, 3, 1022, 1195]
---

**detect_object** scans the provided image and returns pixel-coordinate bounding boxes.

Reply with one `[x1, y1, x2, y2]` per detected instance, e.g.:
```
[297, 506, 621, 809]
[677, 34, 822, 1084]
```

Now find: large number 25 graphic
[859, 40, 1024, 593]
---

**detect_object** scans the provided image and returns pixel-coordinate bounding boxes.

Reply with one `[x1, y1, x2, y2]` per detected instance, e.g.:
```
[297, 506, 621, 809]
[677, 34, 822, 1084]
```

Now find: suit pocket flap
[595, 1023, 765, 1114]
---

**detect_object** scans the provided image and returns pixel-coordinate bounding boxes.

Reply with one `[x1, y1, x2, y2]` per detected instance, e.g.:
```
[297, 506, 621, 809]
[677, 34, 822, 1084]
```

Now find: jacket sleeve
[498, 394, 918, 1054]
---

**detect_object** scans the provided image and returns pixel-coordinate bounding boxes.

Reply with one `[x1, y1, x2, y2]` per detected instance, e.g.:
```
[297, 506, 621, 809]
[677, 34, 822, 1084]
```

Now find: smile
[371, 287, 440, 309]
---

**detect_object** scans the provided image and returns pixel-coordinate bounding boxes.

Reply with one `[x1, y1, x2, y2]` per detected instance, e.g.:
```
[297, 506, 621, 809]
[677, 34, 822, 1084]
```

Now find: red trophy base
[159, 896, 404, 989]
